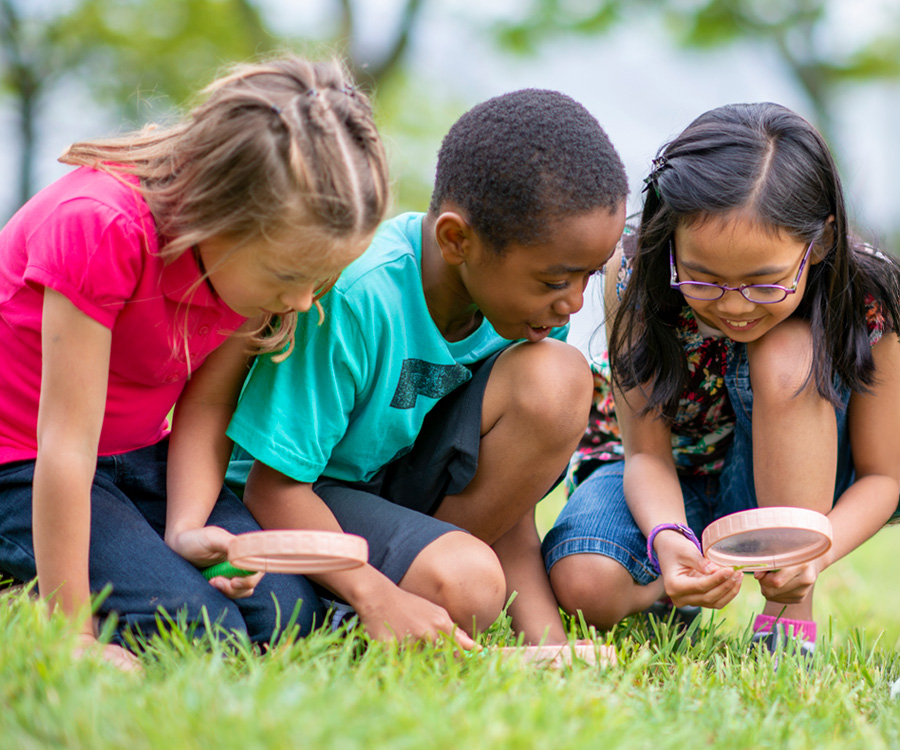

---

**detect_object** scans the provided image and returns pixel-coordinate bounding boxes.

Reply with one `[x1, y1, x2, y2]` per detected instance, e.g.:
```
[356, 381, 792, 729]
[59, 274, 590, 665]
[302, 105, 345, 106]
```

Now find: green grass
[1, 495, 898, 749]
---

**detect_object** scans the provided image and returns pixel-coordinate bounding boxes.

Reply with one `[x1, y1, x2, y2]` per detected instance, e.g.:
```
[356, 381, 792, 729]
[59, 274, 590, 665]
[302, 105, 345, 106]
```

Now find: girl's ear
[813, 215, 836, 264]
[434, 211, 472, 266]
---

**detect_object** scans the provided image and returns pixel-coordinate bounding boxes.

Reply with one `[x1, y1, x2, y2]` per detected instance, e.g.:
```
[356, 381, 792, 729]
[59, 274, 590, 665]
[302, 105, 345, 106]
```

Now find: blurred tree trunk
[335, 0, 427, 91]
[0, 0, 47, 206]
[0, 0, 429, 216]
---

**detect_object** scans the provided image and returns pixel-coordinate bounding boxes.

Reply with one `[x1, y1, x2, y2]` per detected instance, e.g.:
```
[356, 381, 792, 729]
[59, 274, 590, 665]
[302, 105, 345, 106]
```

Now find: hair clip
[650, 155, 668, 174]
[642, 155, 670, 198]
[341, 85, 357, 98]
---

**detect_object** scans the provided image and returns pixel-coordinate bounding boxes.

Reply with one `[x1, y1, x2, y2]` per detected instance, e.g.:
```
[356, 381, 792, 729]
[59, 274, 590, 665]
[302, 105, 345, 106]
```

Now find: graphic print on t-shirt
[389, 359, 471, 409]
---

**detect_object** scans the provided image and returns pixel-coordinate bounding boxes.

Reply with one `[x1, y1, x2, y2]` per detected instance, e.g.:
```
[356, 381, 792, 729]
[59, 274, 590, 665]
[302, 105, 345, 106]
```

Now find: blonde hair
[61, 55, 390, 359]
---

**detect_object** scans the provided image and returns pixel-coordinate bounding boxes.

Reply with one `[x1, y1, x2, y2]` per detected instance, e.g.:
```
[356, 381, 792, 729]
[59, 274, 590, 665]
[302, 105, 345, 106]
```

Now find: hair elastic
[270, 104, 282, 115]
[307, 88, 319, 98]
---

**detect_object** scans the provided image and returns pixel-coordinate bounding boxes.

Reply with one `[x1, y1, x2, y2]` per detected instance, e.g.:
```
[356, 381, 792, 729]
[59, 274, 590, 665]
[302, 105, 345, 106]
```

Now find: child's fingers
[442, 626, 476, 651]
[194, 525, 236, 558]
[75, 636, 143, 673]
[754, 563, 817, 602]
[208, 571, 265, 599]
[755, 571, 813, 603]
[703, 573, 744, 609]
[756, 567, 802, 588]
[169, 525, 236, 567]
[695, 578, 742, 609]
[679, 563, 739, 592]
[669, 567, 742, 608]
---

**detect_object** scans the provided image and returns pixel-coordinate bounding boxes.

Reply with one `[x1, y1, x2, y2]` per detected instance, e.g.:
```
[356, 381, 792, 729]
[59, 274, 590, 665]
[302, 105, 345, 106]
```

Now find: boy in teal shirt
[228, 89, 628, 645]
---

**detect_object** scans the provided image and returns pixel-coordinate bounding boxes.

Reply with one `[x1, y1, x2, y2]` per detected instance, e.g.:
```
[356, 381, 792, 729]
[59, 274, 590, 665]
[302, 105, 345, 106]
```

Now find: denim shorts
[0, 440, 324, 645]
[542, 343, 857, 585]
[314, 350, 502, 585]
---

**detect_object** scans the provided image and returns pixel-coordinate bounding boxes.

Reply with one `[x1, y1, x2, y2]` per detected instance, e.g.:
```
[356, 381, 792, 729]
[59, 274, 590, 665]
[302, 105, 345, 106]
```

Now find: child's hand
[753, 561, 819, 604]
[656, 533, 743, 609]
[166, 526, 265, 599]
[355, 584, 477, 650]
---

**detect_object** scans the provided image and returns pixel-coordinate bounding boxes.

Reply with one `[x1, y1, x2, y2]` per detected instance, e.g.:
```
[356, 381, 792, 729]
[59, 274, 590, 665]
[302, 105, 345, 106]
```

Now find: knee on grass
[549, 554, 650, 630]
[406, 532, 506, 634]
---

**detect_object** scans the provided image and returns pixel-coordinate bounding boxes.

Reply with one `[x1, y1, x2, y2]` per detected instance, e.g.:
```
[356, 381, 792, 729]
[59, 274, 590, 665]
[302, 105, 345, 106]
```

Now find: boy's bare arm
[243, 461, 476, 647]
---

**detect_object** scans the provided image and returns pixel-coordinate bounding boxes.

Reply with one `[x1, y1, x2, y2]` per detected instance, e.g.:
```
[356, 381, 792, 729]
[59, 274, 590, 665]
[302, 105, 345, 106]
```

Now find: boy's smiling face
[441, 204, 626, 342]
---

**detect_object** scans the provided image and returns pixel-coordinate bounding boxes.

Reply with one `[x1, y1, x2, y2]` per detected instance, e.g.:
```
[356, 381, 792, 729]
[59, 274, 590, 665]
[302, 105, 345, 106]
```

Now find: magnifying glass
[701, 507, 833, 572]
[201, 530, 368, 579]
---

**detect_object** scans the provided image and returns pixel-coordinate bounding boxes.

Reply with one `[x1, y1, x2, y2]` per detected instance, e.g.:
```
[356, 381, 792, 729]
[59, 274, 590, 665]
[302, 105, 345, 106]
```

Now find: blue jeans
[0, 440, 323, 646]
[542, 343, 856, 584]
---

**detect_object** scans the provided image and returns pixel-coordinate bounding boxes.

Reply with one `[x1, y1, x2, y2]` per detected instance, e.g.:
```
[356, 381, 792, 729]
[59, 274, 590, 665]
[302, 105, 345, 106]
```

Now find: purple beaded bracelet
[646, 523, 702, 575]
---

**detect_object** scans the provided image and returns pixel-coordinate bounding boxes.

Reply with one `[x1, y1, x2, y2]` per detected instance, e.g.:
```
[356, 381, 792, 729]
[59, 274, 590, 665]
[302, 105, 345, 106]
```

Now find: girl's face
[198, 232, 371, 319]
[461, 204, 626, 342]
[672, 212, 814, 342]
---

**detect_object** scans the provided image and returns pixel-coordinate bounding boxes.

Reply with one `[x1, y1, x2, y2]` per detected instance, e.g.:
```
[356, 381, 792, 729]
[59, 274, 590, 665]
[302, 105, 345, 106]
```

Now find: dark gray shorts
[315, 350, 502, 584]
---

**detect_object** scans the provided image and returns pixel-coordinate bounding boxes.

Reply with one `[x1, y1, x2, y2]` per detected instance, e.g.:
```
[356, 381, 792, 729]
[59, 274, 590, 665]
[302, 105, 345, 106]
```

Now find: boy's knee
[409, 533, 505, 632]
[498, 339, 593, 431]
[442, 544, 506, 630]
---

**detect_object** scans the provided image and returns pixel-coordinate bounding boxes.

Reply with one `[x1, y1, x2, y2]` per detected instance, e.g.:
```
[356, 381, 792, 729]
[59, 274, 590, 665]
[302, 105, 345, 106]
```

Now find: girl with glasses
[542, 102, 900, 654]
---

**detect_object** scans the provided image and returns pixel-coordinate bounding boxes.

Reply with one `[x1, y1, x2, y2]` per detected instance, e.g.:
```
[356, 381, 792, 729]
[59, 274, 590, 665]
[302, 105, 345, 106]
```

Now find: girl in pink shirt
[0, 56, 389, 669]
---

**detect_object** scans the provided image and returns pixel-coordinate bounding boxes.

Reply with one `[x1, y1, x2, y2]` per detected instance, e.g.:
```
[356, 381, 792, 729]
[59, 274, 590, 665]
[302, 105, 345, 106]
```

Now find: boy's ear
[433, 211, 473, 266]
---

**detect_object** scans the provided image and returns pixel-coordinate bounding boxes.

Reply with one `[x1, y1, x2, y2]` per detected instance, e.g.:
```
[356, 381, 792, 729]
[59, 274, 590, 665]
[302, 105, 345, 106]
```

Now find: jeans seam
[730, 346, 753, 421]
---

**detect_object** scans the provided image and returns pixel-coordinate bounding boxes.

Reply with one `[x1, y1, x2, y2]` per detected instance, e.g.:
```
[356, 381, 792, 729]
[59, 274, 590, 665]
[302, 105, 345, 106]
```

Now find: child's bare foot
[74, 634, 143, 672]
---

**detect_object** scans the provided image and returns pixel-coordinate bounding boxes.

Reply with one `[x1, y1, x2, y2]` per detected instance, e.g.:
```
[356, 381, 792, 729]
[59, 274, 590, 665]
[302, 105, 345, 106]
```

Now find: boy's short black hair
[428, 88, 627, 251]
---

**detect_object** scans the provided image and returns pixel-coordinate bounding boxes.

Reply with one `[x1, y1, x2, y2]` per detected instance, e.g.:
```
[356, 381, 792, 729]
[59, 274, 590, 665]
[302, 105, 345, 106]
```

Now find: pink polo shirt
[0, 167, 247, 463]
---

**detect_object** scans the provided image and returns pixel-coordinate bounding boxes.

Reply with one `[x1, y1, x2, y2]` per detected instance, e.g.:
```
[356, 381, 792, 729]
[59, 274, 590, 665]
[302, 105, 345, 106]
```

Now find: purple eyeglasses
[669, 240, 813, 304]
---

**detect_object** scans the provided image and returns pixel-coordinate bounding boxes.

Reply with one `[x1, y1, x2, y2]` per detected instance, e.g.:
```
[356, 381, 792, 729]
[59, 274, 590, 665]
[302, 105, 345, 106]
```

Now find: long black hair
[609, 102, 900, 418]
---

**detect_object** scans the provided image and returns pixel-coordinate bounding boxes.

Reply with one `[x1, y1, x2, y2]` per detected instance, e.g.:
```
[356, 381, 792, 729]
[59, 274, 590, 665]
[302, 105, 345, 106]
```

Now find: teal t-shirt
[226, 212, 568, 485]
